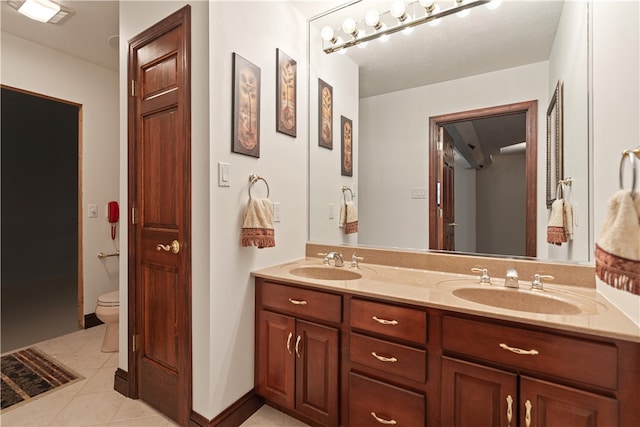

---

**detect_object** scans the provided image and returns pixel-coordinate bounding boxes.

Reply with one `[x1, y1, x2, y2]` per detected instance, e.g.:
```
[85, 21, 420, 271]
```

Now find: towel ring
[619, 150, 638, 198]
[342, 186, 353, 203]
[248, 174, 270, 199]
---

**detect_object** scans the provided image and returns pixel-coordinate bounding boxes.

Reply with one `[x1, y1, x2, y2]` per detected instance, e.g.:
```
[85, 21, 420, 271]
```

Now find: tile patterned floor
[0, 325, 306, 426]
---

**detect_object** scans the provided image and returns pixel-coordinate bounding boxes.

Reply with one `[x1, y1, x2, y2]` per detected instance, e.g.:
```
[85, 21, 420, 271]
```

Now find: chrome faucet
[504, 268, 519, 289]
[350, 254, 364, 268]
[471, 267, 491, 285]
[321, 252, 344, 267]
[531, 274, 554, 291]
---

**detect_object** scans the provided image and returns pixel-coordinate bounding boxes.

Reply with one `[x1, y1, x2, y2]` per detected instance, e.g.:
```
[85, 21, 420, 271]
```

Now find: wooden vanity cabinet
[255, 279, 340, 426]
[440, 316, 622, 427]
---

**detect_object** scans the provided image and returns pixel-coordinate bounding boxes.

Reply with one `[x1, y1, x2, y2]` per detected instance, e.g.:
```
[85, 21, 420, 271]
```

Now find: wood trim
[84, 313, 104, 329]
[428, 100, 538, 257]
[114, 368, 129, 397]
[189, 390, 264, 427]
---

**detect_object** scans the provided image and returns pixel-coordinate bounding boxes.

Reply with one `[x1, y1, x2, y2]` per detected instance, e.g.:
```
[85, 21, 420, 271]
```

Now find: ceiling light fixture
[7, 0, 74, 24]
[322, 0, 494, 54]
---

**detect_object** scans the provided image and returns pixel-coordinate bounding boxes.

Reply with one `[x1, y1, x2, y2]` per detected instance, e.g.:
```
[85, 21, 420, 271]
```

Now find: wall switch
[411, 186, 427, 199]
[218, 162, 230, 187]
[273, 202, 281, 222]
[88, 204, 98, 218]
[329, 203, 334, 219]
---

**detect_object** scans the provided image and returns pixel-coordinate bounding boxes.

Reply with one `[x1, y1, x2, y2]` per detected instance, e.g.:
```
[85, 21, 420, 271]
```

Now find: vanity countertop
[252, 257, 640, 343]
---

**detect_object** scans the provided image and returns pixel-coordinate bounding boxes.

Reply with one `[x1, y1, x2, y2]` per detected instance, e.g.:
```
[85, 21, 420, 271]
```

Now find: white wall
[207, 1, 308, 417]
[547, 0, 590, 262]
[1, 32, 119, 317]
[592, 0, 640, 325]
[308, 24, 360, 246]
[358, 62, 548, 252]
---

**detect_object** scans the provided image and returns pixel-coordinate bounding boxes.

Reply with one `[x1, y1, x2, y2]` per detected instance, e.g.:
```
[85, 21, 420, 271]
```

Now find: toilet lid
[98, 290, 119, 307]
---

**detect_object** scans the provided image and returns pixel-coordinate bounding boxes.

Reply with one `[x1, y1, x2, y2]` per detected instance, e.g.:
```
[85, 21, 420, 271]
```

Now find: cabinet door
[520, 376, 618, 427]
[295, 319, 339, 426]
[256, 310, 295, 409]
[441, 357, 518, 427]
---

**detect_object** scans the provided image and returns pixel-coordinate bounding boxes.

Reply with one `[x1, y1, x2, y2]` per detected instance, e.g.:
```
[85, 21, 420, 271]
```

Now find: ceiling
[1, 0, 119, 71]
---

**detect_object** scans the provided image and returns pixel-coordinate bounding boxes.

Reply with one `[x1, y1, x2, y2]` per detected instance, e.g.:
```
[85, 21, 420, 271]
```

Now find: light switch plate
[218, 162, 230, 187]
[88, 204, 98, 218]
[273, 202, 281, 222]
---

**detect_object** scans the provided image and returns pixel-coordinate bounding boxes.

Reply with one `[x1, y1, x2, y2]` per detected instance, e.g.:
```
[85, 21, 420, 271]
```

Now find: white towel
[241, 198, 275, 248]
[339, 201, 358, 234]
[595, 190, 640, 295]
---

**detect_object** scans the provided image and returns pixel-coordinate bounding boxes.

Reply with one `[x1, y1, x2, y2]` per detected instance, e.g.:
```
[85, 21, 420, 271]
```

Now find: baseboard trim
[114, 368, 129, 397]
[84, 313, 104, 329]
[190, 389, 264, 427]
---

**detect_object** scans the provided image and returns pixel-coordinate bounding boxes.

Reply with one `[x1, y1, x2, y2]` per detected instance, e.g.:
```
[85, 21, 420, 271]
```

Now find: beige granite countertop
[252, 257, 640, 344]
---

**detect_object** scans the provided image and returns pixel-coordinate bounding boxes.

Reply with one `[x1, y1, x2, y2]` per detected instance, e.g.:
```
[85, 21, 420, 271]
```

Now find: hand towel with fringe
[339, 200, 358, 234]
[595, 189, 640, 295]
[547, 198, 567, 245]
[241, 198, 275, 248]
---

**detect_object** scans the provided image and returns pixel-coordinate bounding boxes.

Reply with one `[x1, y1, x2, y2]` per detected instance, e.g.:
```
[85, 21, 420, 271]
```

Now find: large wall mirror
[308, 0, 592, 263]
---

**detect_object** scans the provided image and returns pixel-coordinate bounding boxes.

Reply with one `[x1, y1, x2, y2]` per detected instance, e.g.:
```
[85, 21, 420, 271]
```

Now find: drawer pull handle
[288, 298, 308, 306]
[499, 343, 539, 356]
[370, 412, 397, 425]
[506, 394, 513, 426]
[372, 316, 398, 326]
[295, 335, 302, 358]
[524, 399, 532, 427]
[286, 332, 293, 354]
[371, 352, 398, 363]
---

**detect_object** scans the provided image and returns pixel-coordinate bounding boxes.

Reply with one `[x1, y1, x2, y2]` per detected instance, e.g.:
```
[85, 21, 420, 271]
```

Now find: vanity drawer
[442, 316, 618, 389]
[260, 281, 342, 323]
[349, 372, 425, 426]
[350, 333, 427, 383]
[350, 299, 427, 344]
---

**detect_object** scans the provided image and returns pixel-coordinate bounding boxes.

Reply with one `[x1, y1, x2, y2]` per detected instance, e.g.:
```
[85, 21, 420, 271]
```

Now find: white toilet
[95, 290, 119, 352]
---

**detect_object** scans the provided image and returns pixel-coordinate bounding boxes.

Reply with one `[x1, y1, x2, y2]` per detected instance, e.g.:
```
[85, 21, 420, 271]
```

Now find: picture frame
[232, 53, 261, 158]
[276, 49, 296, 137]
[341, 116, 353, 177]
[318, 78, 333, 149]
[546, 79, 564, 208]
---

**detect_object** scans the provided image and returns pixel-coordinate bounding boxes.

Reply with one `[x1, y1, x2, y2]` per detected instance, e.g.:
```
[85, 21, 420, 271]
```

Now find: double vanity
[252, 244, 640, 426]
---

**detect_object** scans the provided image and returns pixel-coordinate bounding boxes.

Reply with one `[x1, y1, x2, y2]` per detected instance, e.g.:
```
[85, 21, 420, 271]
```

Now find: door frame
[428, 100, 538, 257]
[126, 6, 192, 422]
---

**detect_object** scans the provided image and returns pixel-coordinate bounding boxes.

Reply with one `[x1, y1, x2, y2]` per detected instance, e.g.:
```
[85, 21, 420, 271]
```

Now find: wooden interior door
[127, 6, 191, 425]
[441, 127, 456, 251]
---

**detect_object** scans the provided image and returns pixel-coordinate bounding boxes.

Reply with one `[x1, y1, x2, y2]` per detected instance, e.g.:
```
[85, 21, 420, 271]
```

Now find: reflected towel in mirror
[339, 201, 358, 234]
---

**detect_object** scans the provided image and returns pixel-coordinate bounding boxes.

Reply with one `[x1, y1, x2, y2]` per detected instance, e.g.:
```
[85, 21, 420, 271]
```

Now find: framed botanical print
[341, 116, 353, 177]
[318, 78, 333, 149]
[276, 49, 296, 137]
[232, 53, 261, 157]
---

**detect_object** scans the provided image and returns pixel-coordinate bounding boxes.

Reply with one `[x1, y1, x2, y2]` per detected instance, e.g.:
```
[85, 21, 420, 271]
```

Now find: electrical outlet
[273, 202, 281, 222]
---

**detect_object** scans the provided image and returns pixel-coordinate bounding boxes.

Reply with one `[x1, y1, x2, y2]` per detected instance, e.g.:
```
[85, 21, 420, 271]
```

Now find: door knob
[157, 240, 180, 254]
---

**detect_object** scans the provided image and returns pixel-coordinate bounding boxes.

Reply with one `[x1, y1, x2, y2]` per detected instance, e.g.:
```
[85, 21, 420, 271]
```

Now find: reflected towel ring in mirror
[248, 174, 270, 199]
[619, 148, 639, 198]
[342, 185, 354, 203]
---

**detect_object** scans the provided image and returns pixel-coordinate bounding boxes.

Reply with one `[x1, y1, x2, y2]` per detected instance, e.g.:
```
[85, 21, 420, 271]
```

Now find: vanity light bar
[323, 0, 491, 54]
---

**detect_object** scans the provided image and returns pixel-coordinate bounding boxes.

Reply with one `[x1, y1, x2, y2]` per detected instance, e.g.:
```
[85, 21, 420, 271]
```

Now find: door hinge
[131, 80, 136, 97]
[131, 207, 137, 224]
[132, 334, 140, 352]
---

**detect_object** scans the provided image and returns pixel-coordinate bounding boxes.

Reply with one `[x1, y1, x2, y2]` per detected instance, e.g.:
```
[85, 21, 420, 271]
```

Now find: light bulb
[365, 10, 381, 29]
[486, 0, 502, 10]
[321, 26, 336, 43]
[428, 4, 441, 26]
[402, 26, 414, 35]
[390, 0, 407, 21]
[456, 0, 470, 18]
[342, 18, 357, 36]
[418, 0, 436, 13]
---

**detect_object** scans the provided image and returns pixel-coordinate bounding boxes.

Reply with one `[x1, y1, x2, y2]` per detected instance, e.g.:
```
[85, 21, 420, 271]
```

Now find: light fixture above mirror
[321, 0, 502, 53]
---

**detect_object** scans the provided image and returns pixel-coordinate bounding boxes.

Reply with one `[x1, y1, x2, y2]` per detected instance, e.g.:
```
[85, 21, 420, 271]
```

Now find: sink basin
[289, 266, 362, 281]
[452, 287, 582, 315]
